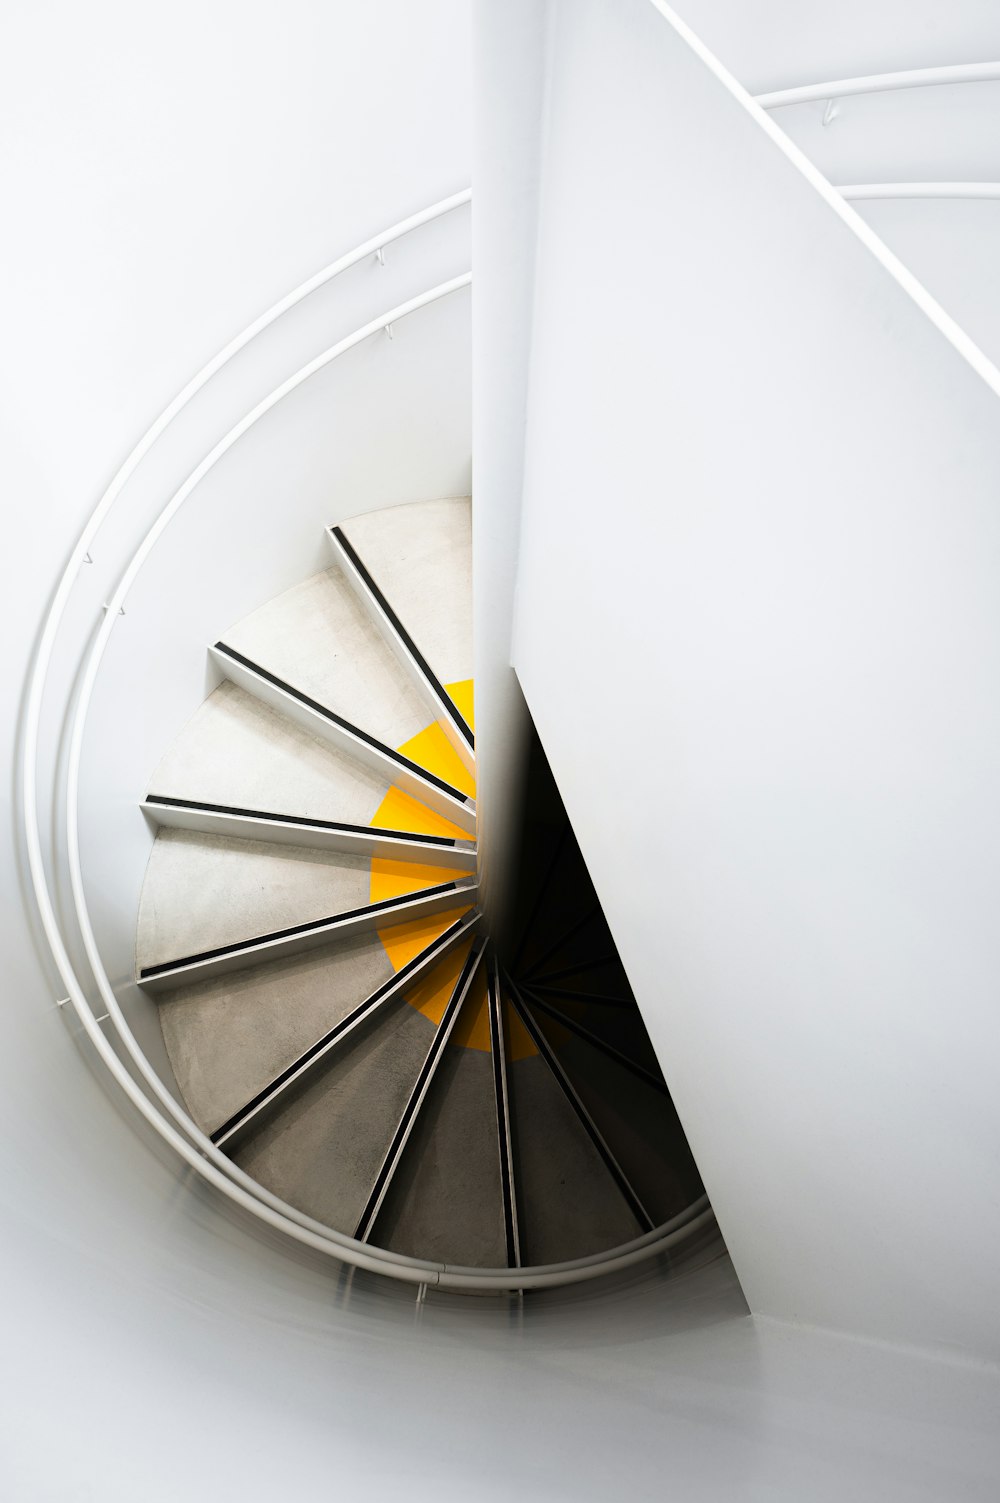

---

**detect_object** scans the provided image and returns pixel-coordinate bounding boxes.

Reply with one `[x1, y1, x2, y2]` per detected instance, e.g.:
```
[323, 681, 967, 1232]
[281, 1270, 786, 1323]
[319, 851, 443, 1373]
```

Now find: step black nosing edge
[210, 913, 480, 1146]
[143, 795, 468, 849]
[138, 881, 475, 980]
[213, 641, 473, 806]
[354, 940, 485, 1241]
[331, 525, 475, 752]
[505, 975, 655, 1235]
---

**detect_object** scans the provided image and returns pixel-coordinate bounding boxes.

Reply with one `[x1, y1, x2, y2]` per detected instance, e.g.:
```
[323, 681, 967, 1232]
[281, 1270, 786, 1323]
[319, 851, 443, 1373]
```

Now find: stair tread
[525, 991, 663, 1076]
[136, 829, 378, 971]
[157, 931, 397, 1136]
[505, 1014, 641, 1264]
[372, 1040, 507, 1268]
[340, 496, 473, 692]
[528, 1006, 702, 1227]
[224, 565, 435, 756]
[148, 680, 393, 825]
[231, 997, 438, 1236]
[529, 958, 633, 1000]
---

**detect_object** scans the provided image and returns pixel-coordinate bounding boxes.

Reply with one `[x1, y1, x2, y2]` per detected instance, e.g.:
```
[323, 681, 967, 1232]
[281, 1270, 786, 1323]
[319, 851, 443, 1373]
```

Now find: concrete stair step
[503, 986, 643, 1264]
[137, 827, 470, 971]
[371, 960, 507, 1267]
[337, 496, 473, 695]
[526, 1000, 703, 1228]
[137, 830, 376, 973]
[232, 994, 440, 1237]
[229, 939, 480, 1237]
[222, 564, 434, 759]
[148, 679, 395, 827]
[156, 929, 399, 1137]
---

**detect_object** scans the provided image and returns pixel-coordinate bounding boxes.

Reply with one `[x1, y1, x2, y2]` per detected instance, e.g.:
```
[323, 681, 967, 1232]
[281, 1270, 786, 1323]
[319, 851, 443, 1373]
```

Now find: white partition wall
[509, 0, 1000, 1359]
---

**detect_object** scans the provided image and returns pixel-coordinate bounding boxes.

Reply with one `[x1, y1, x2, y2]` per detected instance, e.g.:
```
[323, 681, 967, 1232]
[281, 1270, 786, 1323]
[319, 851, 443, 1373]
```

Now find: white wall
[849, 199, 1000, 373]
[0, 0, 472, 513]
[510, 0, 1000, 1360]
[0, 0, 472, 1083]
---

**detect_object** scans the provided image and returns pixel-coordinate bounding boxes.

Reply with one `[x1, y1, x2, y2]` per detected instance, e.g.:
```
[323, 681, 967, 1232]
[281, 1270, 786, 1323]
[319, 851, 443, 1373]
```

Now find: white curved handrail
[757, 61, 1000, 111]
[23, 197, 712, 1289]
[839, 181, 1000, 201]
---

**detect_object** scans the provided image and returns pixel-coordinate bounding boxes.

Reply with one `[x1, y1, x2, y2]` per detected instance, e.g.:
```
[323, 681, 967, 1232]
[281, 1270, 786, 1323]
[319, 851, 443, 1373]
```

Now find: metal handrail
[757, 61, 1000, 111]
[645, 0, 1000, 406]
[22, 193, 712, 1290]
[839, 182, 1000, 201]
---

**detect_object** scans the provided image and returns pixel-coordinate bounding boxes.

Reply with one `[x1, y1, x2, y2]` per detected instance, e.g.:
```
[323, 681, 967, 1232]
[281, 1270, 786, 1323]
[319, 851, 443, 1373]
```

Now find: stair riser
[141, 801, 476, 870]
[139, 883, 477, 993]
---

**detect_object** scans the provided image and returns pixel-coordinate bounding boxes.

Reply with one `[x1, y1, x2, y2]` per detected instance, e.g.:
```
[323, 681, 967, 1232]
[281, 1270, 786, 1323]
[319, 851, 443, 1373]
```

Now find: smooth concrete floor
[233, 998, 438, 1235]
[506, 1050, 641, 1263]
[224, 564, 432, 750]
[148, 679, 391, 823]
[136, 828, 374, 969]
[372, 1041, 507, 1267]
[341, 496, 473, 689]
[157, 931, 396, 1135]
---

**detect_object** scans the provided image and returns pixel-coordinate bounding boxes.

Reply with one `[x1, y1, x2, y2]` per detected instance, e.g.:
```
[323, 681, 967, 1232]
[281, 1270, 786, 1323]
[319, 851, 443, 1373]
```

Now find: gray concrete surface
[373, 1041, 507, 1266]
[233, 998, 436, 1234]
[341, 496, 473, 688]
[534, 1015, 702, 1228]
[156, 932, 396, 1135]
[224, 565, 433, 750]
[136, 829, 374, 969]
[148, 680, 391, 823]
[506, 1047, 641, 1263]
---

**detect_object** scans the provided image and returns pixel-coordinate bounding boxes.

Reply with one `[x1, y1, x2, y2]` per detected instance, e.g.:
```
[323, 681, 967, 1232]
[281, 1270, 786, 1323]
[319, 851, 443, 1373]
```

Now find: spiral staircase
[135, 495, 708, 1274]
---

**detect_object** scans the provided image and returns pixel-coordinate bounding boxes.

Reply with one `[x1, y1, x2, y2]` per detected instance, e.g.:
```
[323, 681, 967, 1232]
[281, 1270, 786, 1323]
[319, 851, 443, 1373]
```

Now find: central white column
[471, 0, 551, 950]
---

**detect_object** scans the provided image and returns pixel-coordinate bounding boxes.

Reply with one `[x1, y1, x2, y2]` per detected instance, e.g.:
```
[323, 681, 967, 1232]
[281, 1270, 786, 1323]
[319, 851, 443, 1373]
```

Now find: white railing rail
[645, 0, 1000, 406]
[21, 190, 713, 1291]
[839, 182, 1000, 201]
[757, 61, 1000, 112]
